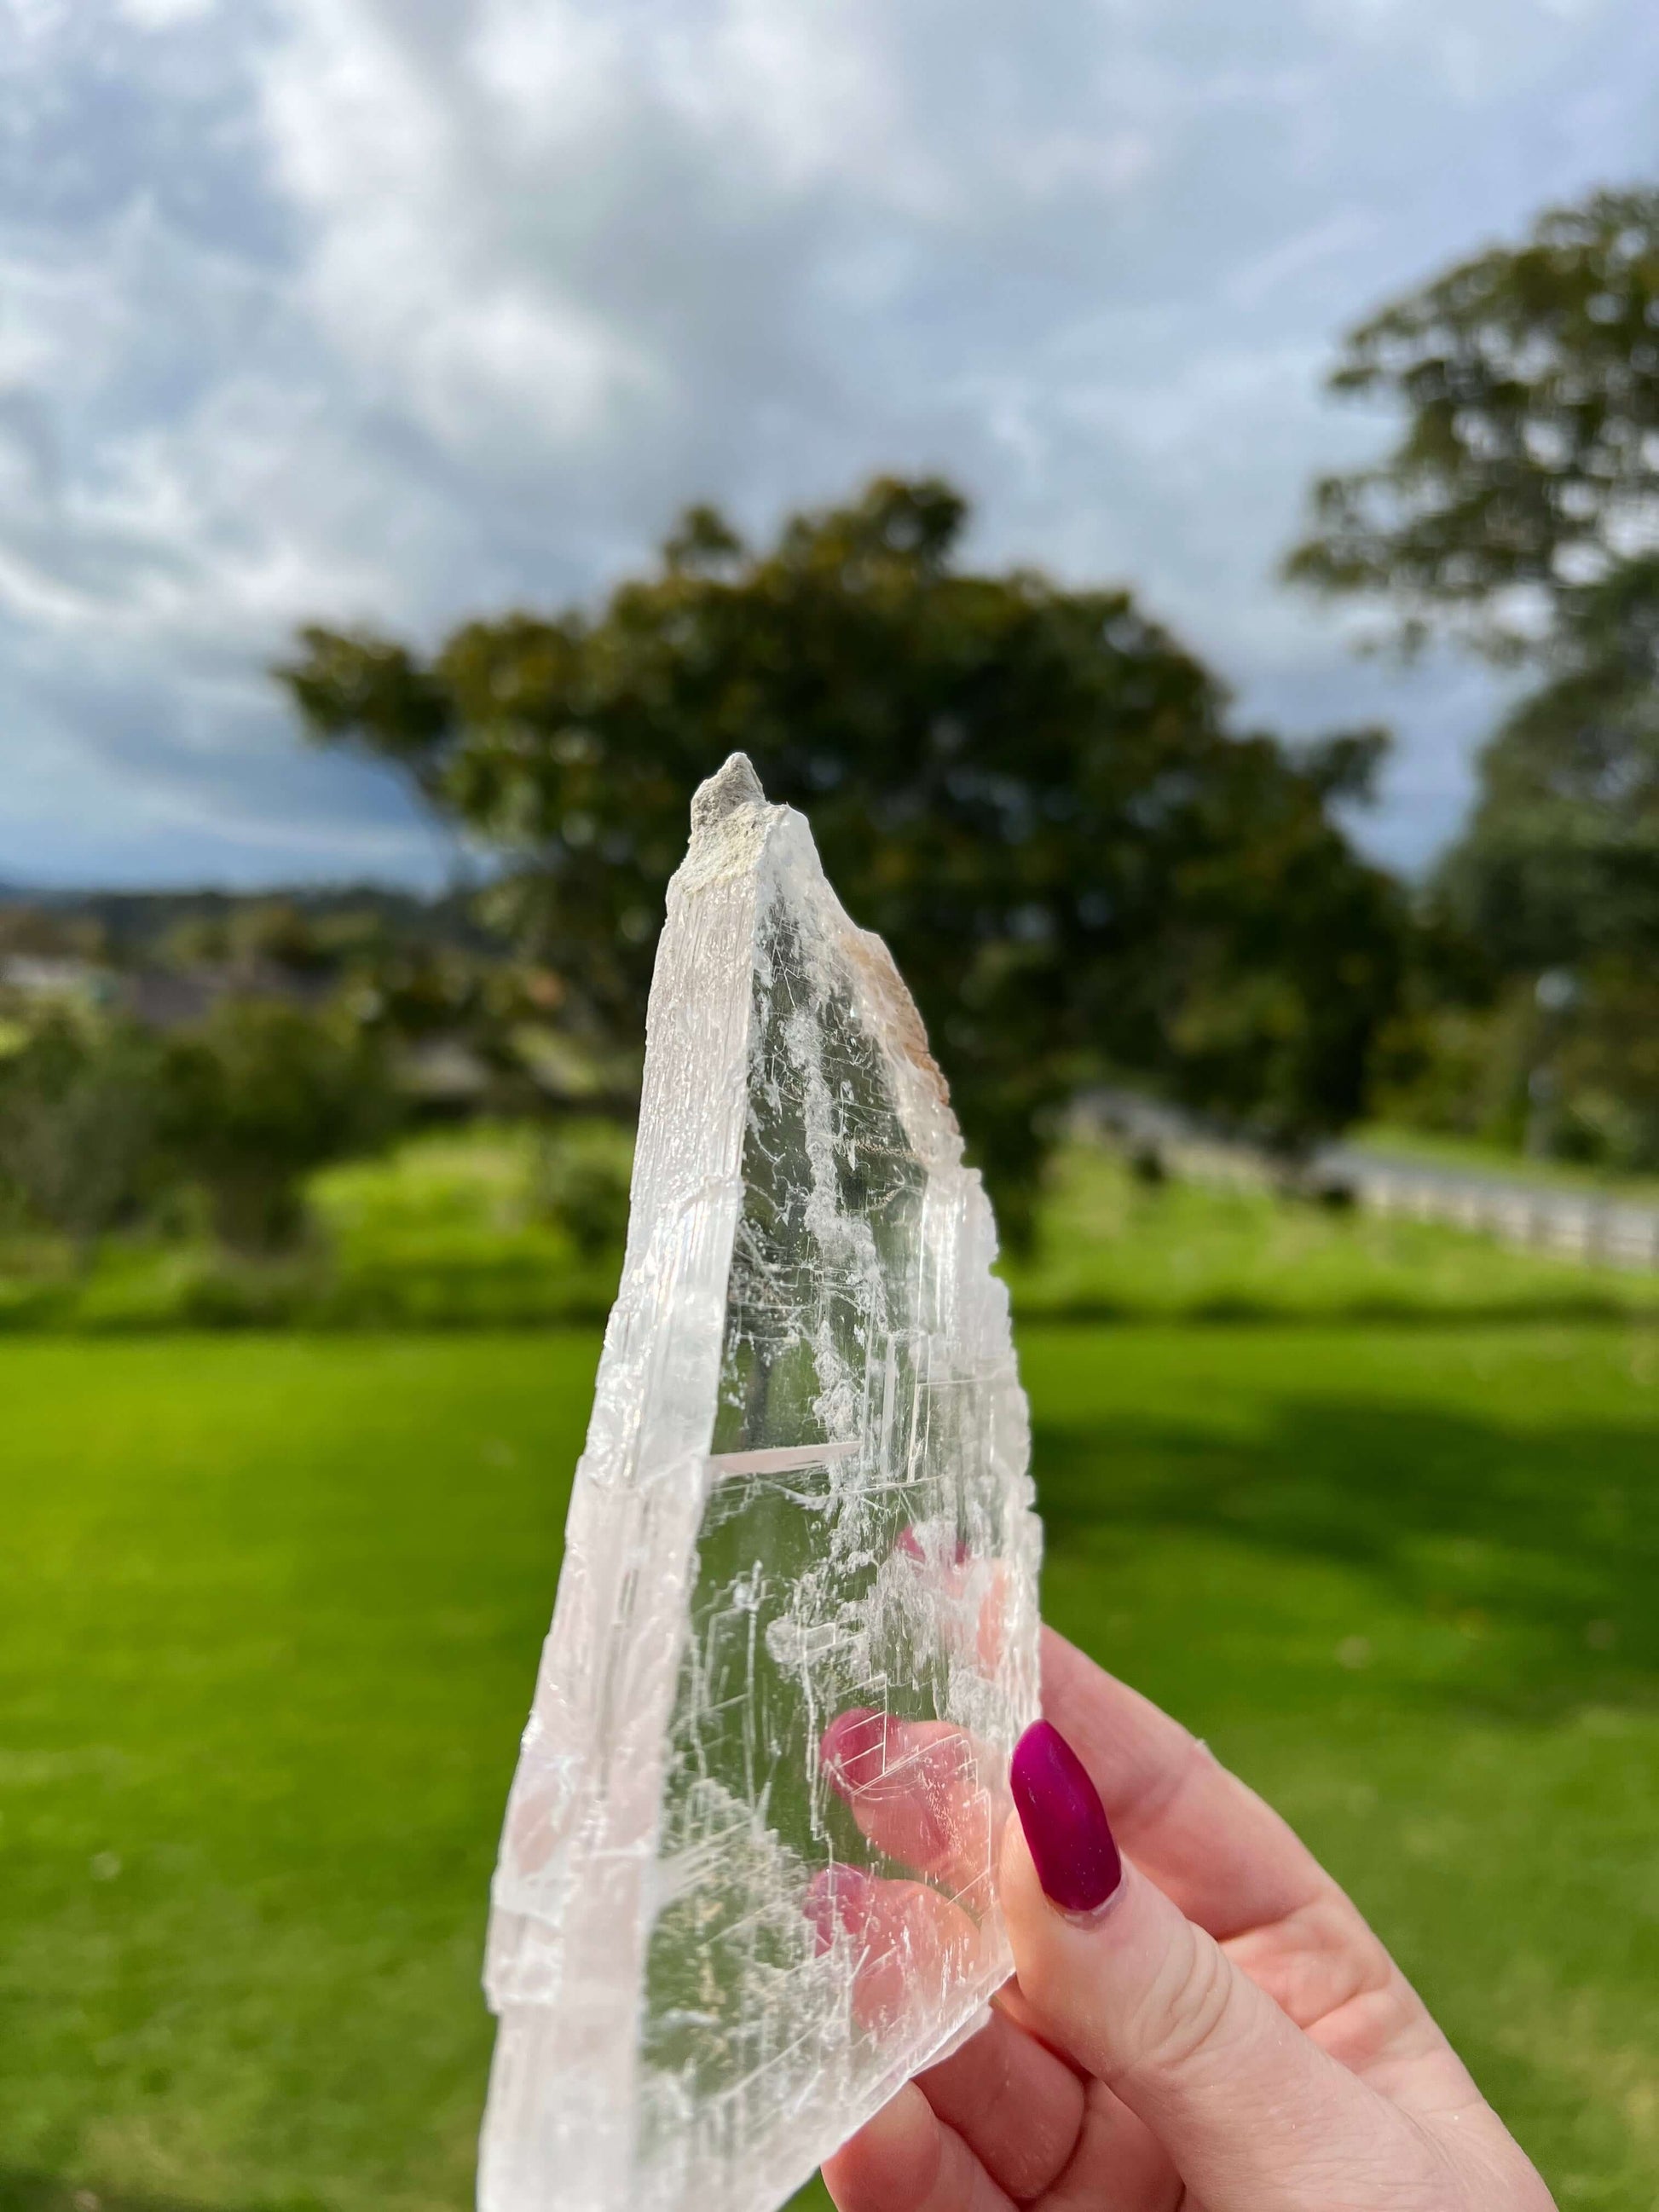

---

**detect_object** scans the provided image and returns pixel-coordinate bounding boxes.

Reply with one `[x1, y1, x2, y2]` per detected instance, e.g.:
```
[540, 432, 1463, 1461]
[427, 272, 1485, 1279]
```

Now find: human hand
[820, 1627, 1554, 2212]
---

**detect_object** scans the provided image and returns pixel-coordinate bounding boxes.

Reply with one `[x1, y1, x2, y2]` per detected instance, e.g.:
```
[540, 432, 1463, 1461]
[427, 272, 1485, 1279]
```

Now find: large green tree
[281, 477, 1403, 1239]
[1288, 186, 1659, 1164]
[1437, 555, 1659, 973]
[1286, 185, 1659, 660]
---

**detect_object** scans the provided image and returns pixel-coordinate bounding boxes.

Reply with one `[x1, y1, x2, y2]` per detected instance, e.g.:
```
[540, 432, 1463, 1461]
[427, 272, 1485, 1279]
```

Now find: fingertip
[822, 2082, 942, 2212]
[1001, 1802, 1373, 2209]
[996, 1804, 1136, 2038]
[997, 1785, 1048, 1942]
[804, 1863, 876, 1954]
[821, 1707, 885, 1795]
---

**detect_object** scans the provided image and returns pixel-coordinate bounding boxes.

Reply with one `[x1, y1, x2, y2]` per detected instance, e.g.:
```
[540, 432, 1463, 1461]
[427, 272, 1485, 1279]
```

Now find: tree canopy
[1438, 553, 1659, 974]
[1286, 182, 1659, 979]
[1288, 182, 1659, 1166]
[1286, 187, 1659, 659]
[281, 476, 1404, 1239]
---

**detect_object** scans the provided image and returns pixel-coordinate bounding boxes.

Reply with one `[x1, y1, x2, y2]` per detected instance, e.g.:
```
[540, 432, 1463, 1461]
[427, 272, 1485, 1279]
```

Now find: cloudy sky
[2, 0, 1655, 890]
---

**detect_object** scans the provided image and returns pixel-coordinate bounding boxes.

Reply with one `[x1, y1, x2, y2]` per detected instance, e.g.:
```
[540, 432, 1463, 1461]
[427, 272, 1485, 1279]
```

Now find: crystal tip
[691, 752, 767, 834]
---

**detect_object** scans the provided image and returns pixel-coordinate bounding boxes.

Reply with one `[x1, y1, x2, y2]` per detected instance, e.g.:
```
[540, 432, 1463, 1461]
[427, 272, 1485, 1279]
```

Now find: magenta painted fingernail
[820, 1707, 887, 1796]
[1010, 1721, 1122, 1915]
[896, 1525, 972, 1567]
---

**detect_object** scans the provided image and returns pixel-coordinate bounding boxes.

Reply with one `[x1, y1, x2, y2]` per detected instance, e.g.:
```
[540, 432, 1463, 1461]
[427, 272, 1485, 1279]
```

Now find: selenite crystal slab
[479, 754, 1042, 2212]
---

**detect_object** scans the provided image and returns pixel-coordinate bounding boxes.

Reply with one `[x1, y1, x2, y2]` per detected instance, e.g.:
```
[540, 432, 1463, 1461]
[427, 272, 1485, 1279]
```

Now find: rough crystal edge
[480, 765, 777, 2211]
[478, 755, 1042, 2212]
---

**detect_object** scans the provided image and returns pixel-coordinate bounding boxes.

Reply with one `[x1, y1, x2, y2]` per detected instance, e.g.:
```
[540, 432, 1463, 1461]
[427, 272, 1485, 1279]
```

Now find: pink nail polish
[896, 1525, 972, 1567]
[1009, 1720, 1122, 1915]
[819, 1707, 887, 1795]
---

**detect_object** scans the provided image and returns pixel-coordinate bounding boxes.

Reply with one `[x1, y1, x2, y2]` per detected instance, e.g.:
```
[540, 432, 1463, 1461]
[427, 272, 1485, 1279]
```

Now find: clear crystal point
[479, 757, 1042, 2212]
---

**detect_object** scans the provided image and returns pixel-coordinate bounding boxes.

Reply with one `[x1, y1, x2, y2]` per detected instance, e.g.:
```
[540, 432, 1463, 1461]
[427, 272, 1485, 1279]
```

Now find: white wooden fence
[1084, 1092, 1659, 1273]
[1325, 1151, 1659, 1272]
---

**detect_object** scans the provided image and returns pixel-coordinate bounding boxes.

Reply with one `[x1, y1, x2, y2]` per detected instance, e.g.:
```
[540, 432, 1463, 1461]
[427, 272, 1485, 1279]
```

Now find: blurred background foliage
[1, 181, 1656, 1291]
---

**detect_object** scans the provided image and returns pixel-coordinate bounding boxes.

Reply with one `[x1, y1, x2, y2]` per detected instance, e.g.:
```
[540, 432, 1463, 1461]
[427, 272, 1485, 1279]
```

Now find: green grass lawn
[3, 1325, 1656, 2212]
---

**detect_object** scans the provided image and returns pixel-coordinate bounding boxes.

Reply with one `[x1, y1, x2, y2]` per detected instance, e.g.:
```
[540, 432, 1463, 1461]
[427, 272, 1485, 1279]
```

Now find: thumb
[1000, 1722, 1424, 2212]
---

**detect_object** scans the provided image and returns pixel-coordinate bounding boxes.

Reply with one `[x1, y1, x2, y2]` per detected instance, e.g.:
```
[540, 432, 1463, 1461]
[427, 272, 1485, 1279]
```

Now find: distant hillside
[0, 883, 498, 963]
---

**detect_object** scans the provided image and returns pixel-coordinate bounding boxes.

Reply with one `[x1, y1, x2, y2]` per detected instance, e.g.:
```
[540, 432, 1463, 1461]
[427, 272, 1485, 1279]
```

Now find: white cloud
[117, 0, 220, 26]
[0, 0, 1656, 881]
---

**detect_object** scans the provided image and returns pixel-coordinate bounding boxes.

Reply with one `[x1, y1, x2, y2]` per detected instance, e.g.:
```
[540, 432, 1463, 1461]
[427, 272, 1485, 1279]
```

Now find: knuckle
[1132, 1922, 1240, 2085]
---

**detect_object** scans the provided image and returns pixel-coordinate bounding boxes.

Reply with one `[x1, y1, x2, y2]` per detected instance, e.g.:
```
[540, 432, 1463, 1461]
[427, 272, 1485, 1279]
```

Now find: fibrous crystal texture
[480, 755, 1042, 2212]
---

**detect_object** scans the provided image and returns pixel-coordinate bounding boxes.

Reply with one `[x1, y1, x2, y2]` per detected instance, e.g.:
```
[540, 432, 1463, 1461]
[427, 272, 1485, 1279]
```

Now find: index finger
[820, 1709, 995, 1905]
[1040, 1627, 1333, 1938]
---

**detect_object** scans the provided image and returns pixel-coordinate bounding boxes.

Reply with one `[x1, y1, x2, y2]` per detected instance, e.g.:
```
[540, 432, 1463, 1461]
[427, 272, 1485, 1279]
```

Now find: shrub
[530, 1121, 633, 1260]
[0, 1014, 164, 1262]
[159, 999, 400, 1253]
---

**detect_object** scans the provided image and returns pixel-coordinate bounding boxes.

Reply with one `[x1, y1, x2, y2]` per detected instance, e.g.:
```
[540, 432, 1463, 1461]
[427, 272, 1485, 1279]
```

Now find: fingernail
[1009, 1720, 1122, 1915]
[820, 1707, 887, 1796]
[896, 1525, 972, 1567]
[805, 1863, 874, 1953]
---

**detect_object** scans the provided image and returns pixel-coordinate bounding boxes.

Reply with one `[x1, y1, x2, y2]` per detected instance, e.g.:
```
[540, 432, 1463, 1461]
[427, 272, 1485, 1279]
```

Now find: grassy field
[4, 1128, 1658, 1333]
[3, 1321, 1656, 2212]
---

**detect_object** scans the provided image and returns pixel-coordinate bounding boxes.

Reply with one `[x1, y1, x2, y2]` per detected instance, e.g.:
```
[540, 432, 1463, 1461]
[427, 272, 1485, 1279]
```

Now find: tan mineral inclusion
[479, 754, 1042, 2212]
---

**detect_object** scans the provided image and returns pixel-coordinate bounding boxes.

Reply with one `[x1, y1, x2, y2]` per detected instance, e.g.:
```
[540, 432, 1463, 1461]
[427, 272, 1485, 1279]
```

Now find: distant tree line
[0, 999, 385, 1261]
[0, 897, 624, 1262]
